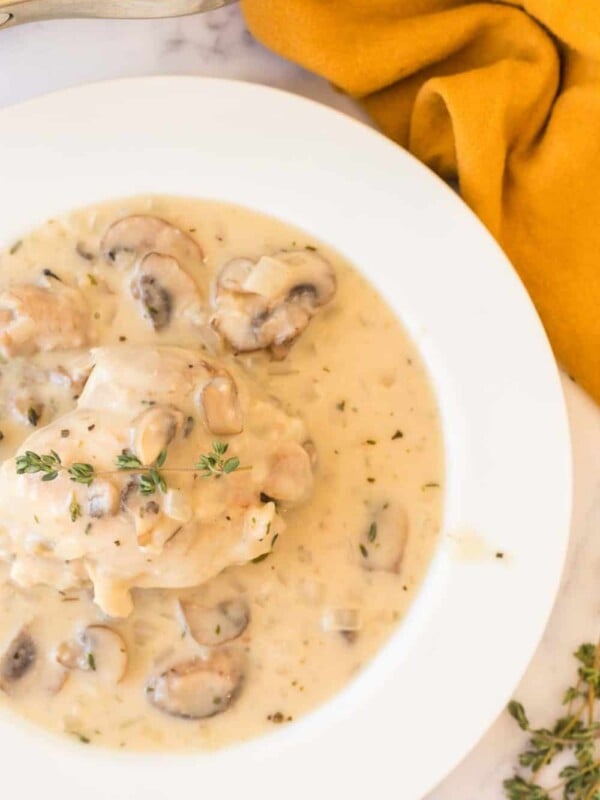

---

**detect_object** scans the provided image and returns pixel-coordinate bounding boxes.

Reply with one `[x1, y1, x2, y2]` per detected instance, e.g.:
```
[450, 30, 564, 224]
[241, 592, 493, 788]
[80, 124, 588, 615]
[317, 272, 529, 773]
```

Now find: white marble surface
[1, 5, 599, 798]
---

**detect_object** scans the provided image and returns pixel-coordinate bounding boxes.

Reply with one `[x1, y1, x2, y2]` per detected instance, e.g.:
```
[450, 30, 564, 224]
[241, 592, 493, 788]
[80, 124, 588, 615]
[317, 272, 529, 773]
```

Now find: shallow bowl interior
[0, 77, 571, 800]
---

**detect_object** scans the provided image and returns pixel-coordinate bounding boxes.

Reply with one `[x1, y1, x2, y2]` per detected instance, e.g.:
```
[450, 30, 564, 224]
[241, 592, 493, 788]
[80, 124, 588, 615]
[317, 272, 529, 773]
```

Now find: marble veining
[1, 5, 598, 798]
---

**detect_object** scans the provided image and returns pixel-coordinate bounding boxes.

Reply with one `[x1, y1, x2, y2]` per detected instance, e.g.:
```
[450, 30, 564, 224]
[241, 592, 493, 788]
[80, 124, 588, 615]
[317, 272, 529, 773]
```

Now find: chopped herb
[367, 477, 376, 483]
[268, 711, 286, 723]
[336, 400, 346, 411]
[422, 482, 440, 490]
[9, 240, 22, 255]
[114, 540, 121, 547]
[71, 732, 91, 744]
[27, 406, 40, 427]
[118, 335, 127, 342]
[213, 696, 222, 705]
[85, 523, 92, 535]
[322, 366, 331, 373]
[359, 544, 368, 558]
[87, 273, 98, 285]
[34, 515, 39, 524]
[215, 625, 221, 635]
[367, 522, 378, 543]
[365, 439, 377, 445]
[260, 492, 276, 504]
[69, 498, 82, 523]
[42, 268, 62, 281]
[87, 424, 96, 432]
[271, 533, 279, 548]
[496, 552, 505, 559]
[60, 429, 70, 438]
[93, 311, 100, 320]
[392, 430, 404, 440]
[182, 416, 195, 438]
[305, 245, 317, 251]
[87, 652, 96, 671]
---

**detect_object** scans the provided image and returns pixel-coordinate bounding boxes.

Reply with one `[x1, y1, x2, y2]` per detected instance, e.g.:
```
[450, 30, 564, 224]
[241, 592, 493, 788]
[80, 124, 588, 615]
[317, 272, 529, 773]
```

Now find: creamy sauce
[0, 196, 443, 750]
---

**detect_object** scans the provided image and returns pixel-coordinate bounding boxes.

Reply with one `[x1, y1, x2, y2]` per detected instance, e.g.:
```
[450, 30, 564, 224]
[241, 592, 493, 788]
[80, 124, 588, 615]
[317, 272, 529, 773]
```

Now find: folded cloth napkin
[242, 0, 600, 402]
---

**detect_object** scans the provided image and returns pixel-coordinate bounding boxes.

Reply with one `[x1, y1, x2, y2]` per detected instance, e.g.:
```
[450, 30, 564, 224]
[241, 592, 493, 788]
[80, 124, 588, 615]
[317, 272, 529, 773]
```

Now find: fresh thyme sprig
[196, 441, 240, 478]
[16, 450, 95, 485]
[116, 448, 168, 495]
[505, 640, 600, 800]
[16, 441, 245, 499]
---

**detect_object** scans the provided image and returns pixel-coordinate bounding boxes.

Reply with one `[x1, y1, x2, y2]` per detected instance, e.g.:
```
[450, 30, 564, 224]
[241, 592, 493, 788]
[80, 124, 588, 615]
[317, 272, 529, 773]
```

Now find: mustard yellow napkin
[242, 0, 600, 402]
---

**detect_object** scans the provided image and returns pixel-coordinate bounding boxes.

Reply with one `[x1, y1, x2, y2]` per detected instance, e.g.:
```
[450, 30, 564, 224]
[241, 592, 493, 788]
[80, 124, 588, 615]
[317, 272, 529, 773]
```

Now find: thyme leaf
[505, 640, 600, 800]
[196, 441, 241, 479]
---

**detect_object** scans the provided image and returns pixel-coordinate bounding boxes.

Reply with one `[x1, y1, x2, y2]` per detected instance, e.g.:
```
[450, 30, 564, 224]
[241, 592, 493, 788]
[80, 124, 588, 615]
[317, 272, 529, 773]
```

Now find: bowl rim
[0, 76, 571, 800]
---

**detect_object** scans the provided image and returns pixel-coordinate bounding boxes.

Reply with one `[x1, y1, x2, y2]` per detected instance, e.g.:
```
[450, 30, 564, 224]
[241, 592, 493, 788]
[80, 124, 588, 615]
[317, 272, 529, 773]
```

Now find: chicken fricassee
[0, 197, 443, 750]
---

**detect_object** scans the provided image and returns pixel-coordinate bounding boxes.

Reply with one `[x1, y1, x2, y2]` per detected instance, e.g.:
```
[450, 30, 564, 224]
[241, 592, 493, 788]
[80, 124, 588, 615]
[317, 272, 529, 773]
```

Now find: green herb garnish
[196, 441, 240, 479]
[17, 442, 245, 512]
[69, 498, 82, 523]
[505, 641, 600, 800]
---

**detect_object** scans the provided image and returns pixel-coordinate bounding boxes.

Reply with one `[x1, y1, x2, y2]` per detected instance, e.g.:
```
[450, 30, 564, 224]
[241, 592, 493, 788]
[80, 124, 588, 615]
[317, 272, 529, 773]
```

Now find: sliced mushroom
[322, 609, 362, 644]
[179, 598, 250, 646]
[0, 629, 36, 687]
[130, 256, 172, 331]
[55, 625, 127, 683]
[86, 479, 120, 518]
[199, 374, 243, 435]
[147, 650, 243, 720]
[101, 215, 203, 270]
[261, 441, 314, 505]
[212, 249, 336, 357]
[131, 405, 182, 465]
[130, 253, 204, 331]
[359, 503, 408, 573]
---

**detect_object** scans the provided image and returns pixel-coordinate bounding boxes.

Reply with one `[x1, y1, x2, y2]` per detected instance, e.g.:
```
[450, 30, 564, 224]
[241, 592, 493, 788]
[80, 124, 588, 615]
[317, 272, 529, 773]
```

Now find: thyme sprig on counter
[504, 640, 600, 800]
[16, 441, 245, 498]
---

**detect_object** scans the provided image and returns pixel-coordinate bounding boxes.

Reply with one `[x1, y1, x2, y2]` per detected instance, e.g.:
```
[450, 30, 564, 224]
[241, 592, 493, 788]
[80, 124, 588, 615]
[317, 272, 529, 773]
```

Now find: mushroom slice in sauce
[0, 629, 36, 687]
[130, 253, 204, 331]
[360, 503, 409, 573]
[147, 650, 243, 720]
[261, 441, 314, 505]
[199, 373, 243, 435]
[101, 215, 203, 270]
[179, 597, 250, 646]
[55, 625, 127, 683]
[131, 405, 182, 465]
[212, 249, 336, 357]
[86, 479, 120, 518]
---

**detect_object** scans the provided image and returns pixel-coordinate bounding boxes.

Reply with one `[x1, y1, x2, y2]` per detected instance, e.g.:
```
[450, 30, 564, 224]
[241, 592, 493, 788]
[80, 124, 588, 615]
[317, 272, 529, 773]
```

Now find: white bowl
[0, 77, 571, 799]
